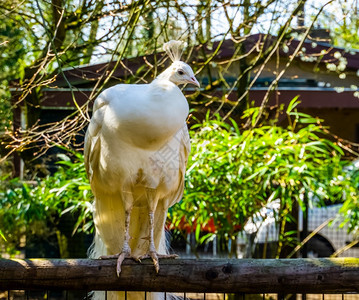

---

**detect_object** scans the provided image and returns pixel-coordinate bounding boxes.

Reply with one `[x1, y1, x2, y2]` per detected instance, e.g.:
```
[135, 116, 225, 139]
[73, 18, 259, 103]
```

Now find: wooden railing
[1, 258, 359, 294]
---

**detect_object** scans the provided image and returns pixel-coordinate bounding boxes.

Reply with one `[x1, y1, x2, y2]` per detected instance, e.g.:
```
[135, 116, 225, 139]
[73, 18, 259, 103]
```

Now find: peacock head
[168, 61, 200, 87]
[163, 40, 200, 88]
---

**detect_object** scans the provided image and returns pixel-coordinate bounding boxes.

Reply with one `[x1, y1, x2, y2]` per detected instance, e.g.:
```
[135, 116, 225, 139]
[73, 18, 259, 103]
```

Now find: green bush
[170, 99, 359, 255]
[0, 151, 92, 257]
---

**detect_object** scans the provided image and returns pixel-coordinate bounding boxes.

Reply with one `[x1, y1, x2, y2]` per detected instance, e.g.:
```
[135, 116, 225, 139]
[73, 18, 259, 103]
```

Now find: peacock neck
[153, 67, 175, 85]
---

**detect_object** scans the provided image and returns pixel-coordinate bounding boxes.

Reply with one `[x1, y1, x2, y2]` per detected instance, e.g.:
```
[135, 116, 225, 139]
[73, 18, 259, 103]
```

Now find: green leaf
[0, 229, 7, 241]
[286, 96, 300, 114]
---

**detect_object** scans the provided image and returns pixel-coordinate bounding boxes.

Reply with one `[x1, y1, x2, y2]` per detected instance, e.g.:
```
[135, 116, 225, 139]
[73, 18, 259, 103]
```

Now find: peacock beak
[189, 76, 200, 88]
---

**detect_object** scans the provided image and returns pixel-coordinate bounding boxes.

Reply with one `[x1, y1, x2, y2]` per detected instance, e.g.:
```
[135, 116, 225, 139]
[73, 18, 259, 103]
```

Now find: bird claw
[99, 252, 136, 277]
[138, 252, 179, 273]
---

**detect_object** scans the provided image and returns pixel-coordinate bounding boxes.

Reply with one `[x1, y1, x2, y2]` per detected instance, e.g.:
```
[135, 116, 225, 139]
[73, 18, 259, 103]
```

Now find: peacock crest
[163, 40, 184, 62]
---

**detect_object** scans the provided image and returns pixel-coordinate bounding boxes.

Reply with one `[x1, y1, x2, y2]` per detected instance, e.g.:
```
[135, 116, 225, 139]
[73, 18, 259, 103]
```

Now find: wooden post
[1, 258, 359, 293]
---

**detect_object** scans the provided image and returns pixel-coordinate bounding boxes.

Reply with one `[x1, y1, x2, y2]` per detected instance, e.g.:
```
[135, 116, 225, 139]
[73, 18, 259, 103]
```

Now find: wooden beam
[1, 258, 359, 293]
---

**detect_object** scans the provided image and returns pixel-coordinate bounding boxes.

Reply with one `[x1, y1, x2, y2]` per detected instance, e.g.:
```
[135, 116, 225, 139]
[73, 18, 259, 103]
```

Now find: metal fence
[1, 258, 359, 299]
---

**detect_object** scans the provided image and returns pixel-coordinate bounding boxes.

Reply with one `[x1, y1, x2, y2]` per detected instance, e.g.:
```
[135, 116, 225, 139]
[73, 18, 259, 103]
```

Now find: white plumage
[84, 40, 199, 300]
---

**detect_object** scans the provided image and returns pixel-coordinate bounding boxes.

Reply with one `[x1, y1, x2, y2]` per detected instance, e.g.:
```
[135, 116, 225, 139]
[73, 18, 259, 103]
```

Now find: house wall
[211, 56, 359, 144]
[301, 108, 359, 143]
[221, 57, 359, 88]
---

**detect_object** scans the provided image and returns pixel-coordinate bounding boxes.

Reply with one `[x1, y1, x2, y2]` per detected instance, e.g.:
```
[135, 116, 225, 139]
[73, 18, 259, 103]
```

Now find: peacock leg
[99, 208, 133, 276]
[138, 188, 178, 273]
[100, 189, 137, 276]
[116, 208, 132, 275]
[147, 210, 160, 272]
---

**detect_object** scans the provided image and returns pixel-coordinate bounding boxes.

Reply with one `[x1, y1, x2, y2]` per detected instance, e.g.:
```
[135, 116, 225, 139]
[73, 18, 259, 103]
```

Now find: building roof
[10, 34, 359, 111]
[49, 34, 359, 89]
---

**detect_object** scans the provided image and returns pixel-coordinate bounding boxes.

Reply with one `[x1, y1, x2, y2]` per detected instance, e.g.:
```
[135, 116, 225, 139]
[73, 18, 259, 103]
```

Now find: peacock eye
[177, 69, 184, 76]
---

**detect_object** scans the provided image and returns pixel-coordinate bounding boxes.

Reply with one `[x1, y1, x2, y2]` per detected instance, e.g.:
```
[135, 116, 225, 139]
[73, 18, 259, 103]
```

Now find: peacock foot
[138, 251, 179, 273]
[100, 251, 139, 276]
